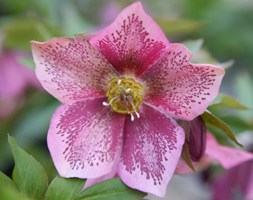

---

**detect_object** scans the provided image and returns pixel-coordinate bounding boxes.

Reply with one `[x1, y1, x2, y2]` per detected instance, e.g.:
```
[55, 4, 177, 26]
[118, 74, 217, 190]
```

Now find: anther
[105, 77, 144, 116]
[130, 113, 135, 121]
[102, 96, 118, 106]
[126, 107, 135, 122]
[102, 102, 109, 106]
[125, 88, 131, 93]
[135, 111, 140, 118]
[130, 101, 140, 118]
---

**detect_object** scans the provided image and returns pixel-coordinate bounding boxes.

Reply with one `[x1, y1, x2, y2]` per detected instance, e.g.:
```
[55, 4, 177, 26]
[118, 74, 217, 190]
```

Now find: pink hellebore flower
[212, 158, 253, 200]
[212, 132, 253, 200]
[176, 133, 253, 174]
[31, 2, 225, 197]
[0, 50, 41, 118]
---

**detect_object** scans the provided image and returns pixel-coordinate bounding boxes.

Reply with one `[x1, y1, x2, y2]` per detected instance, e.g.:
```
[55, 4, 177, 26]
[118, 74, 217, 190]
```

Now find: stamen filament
[130, 101, 140, 118]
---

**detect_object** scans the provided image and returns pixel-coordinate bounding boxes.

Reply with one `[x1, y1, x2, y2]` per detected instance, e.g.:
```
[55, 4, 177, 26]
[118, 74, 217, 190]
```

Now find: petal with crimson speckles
[90, 2, 169, 76]
[141, 46, 225, 120]
[47, 98, 124, 179]
[117, 104, 185, 197]
[32, 35, 118, 104]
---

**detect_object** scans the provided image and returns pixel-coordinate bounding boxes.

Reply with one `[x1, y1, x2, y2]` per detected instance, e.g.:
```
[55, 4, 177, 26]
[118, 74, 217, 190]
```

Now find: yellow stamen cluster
[104, 77, 144, 118]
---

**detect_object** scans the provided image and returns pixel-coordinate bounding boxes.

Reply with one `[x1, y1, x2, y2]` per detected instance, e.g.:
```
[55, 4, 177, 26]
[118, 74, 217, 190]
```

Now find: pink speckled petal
[32, 35, 118, 104]
[142, 47, 224, 120]
[83, 169, 117, 189]
[90, 2, 169, 76]
[118, 104, 185, 197]
[205, 134, 253, 169]
[48, 98, 124, 178]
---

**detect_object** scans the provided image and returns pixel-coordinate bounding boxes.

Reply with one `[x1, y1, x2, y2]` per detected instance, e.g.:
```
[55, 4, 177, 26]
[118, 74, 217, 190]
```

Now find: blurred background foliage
[0, 0, 252, 199]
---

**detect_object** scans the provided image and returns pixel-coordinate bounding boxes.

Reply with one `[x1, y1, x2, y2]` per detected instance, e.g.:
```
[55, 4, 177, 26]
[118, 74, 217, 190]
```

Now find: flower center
[103, 77, 144, 121]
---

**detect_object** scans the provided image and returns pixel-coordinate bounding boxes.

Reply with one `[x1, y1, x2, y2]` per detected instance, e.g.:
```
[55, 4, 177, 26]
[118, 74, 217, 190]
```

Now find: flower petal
[212, 160, 253, 200]
[90, 2, 169, 76]
[141, 48, 225, 120]
[205, 133, 253, 169]
[32, 35, 118, 104]
[47, 98, 124, 178]
[175, 158, 211, 174]
[83, 169, 116, 190]
[117, 104, 185, 197]
[0, 51, 35, 99]
[212, 168, 235, 200]
[176, 133, 253, 174]
[238, 160, 253, 200]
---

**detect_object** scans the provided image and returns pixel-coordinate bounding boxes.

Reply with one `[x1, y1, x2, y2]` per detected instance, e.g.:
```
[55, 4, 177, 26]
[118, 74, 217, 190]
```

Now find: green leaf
[234, 72, 253, 120]
[8, 135, 48, 200]
[183, 39, 203, 54]
[2, 17, 60, 50]
[0, 186, 30, 200]
[210, 94, 249, 110]
[0, 167, 29, 200]
[155, 18, 204, 36]
[18, 57, 35, 69]
[59, 1, 93, 36]
[0, 171, 18, 191]
[45, 176, 84, 200]
[75, 178, 146, 200]
[201, 111, 243, 147]
[13, 101, 59, 146]
[219, 60, 234, 69]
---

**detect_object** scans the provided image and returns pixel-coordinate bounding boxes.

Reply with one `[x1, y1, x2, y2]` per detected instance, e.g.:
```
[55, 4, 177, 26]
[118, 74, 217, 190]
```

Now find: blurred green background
[0, 0, 252, 199]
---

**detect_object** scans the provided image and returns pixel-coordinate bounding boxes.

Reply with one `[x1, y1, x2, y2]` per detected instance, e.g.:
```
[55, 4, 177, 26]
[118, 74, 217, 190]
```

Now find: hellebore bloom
[212, 133, 253, 200]
[176, 133, 253, 174]
[0, 50, 41, 118]
[31, 2, 225, 197]
[212, 158, 253, 200]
